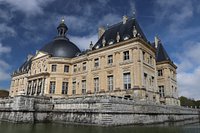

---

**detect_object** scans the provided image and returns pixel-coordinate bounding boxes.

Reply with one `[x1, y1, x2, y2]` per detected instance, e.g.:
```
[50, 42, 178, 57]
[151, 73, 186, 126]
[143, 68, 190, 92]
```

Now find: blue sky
[0, 0, 200, 99]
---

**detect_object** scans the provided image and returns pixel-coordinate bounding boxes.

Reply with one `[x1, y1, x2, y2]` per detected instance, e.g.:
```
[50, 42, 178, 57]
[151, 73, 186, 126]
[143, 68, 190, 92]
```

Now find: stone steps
[102, 103, 112, 110]
[102, 114, 113, 124]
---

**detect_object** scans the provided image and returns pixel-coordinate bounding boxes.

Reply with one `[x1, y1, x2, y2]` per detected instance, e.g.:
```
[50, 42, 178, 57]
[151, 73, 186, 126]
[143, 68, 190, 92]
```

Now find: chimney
[98, 26, 105, 39]
[123, 15, 128, 24]
[154, 36, 160, 48]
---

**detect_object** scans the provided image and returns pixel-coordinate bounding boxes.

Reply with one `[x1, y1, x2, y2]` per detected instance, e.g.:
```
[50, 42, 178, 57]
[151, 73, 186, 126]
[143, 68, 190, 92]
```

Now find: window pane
[51, 65, 57, 72]
[64, 65, 69, 72]
[123, 73, 131, 89]
[62, 82, 68, 94]
[49, 81, 56, 94]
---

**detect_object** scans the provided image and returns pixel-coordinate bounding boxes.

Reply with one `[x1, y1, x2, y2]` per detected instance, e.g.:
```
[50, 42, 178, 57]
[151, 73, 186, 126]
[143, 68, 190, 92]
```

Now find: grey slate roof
[13, 57, 32, 75]
[40, 37, 81, 58]
[152, 42, 171, 62]
[93, 17, 148, 49]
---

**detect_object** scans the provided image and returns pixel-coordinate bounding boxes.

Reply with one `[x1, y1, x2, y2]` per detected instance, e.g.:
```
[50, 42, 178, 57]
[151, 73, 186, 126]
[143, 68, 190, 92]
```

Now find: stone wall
[0, 95, 199, 126]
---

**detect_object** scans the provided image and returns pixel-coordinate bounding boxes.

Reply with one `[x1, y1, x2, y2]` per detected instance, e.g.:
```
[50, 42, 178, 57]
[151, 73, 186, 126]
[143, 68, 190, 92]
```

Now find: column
[40, 78, 44, 96]
[30, 80, 33, 96]
[34, 79, 38, 96]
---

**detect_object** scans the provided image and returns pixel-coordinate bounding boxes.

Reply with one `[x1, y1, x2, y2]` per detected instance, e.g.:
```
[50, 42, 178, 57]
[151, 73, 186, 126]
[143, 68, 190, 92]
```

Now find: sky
[0, 0, 200, 99]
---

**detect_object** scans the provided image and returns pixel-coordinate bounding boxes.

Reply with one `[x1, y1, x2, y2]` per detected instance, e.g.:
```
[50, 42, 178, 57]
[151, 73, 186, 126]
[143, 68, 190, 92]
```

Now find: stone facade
[9, 16, 179, 106]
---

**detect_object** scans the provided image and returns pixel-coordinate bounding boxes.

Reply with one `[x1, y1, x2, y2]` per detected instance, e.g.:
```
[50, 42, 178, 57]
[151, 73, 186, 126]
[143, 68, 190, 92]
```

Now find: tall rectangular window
[64, 65, 69, 72]
[82, 62, 87, 71]
[107, 75, 113, 91]
[107, 55, 113, 64]
[159, 86, 165, 98]
[123, 72, 131, 89]
[144, 73, 147, 86]
[62, 82, 68, 94]
[94, 58, 99, 67]
[150, 56, 153, 65]
[123, 51, 129, 60]
[73, 65, 77, 72]
[51, 65, 57, 72]
[94, 77, 99, 92]
[158, 70, 163, 76]
[82, 80, 86, 94]
[49, 81, 56, 94]
[143, 51, 145, 61]
[72, 81, 76, 95]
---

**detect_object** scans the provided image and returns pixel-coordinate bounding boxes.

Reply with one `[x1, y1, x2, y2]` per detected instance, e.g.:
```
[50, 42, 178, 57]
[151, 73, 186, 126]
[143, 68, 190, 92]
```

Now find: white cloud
[175, 41, 200, 100]
[0, 43, 11, 81]
[98, 13, 121, 27]
[154, 0, 194, 35]
[0, 23, 16, 38]
[0, 9, 13, 22]
[0, 43, 11, 55]
[0, 0, 55, 16]
[0, 59, 11, 81]
[70, 34, 98, 50]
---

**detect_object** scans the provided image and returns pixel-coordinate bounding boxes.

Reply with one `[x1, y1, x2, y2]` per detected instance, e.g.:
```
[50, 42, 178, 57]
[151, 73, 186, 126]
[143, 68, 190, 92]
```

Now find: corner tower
[154, 37, 180, 105]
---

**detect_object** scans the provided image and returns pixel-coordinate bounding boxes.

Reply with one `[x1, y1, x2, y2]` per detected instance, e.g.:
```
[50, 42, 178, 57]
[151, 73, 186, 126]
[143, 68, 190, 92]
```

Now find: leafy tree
[0, 90, 9, 98]
[179, 96, 200, 108]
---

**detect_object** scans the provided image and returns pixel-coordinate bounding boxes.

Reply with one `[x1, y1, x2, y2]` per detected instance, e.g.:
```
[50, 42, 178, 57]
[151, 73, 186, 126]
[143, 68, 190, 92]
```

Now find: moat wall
[0, 95, 199, 126]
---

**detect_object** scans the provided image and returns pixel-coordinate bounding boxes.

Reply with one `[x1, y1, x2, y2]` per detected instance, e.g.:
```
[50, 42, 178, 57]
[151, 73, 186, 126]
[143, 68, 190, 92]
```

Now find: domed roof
[40, 37, 81, 58]
[40, 19, 81, 58]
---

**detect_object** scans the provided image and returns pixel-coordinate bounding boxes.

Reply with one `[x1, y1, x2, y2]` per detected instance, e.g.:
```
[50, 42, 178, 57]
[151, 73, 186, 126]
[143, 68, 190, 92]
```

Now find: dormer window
[108, 39, 114, 45]
[123, 35, 130, 40]
[96, 45, 99, 49]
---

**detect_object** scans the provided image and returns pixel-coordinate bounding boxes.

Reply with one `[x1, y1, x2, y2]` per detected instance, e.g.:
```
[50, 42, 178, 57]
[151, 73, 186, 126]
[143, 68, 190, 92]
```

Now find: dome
[40, 37, 81, 58]
[40, 18, 81, 58]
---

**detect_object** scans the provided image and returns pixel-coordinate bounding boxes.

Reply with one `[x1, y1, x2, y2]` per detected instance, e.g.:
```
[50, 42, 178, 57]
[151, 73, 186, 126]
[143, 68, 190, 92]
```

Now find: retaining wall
[0, 95, 199, 126]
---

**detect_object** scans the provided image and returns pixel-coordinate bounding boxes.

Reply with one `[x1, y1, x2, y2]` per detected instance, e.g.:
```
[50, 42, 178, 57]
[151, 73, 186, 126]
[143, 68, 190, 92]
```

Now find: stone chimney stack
[154, 36, 160, 48]
[123, 15, 128, 24]
[98, 26, 105, 39]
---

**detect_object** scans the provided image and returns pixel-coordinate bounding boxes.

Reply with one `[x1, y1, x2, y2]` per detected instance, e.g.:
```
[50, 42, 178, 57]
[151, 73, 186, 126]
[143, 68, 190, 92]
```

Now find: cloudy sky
[0, 0, 200, 99]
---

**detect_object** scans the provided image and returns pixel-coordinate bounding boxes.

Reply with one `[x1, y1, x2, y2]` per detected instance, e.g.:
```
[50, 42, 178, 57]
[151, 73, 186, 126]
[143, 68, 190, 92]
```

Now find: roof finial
[61, 17, 65, 24]
[133, 10, 136, 19]
[57, 17, 68, 37]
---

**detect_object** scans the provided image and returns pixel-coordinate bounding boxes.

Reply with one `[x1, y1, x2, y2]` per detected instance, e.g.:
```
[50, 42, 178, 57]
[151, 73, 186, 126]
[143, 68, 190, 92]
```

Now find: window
[49, 81, 56, 94]
[37, 79, 42, 95]
[51, 65, 57, 72]
[72, 81, 76, 95]
[123, 51, 129, 61]
[123, 72, 131, 89]
[94, 77, 99, 92]
[107, 55, 113, 64]
[64, 65, 69, 72]
[107, 75, 113, 91]
[73, 65, 77, 72]
[151, 76, 154, 86]
[159, 86, 165, 98]
[142, 51, 145, 61]
[82, 62, 87, 71]
[94, 58, 99, 67]
[144, 73, 147, 86]
[150, 56, 153, 65]
[82, 80, 86, 94]
[62, 82, 68, 94]
[158, 69, 163, 76]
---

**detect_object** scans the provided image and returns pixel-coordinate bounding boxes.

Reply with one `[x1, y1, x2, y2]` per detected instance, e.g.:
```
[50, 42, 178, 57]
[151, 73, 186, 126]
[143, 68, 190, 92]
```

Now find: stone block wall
[0, 95, 199, 126]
